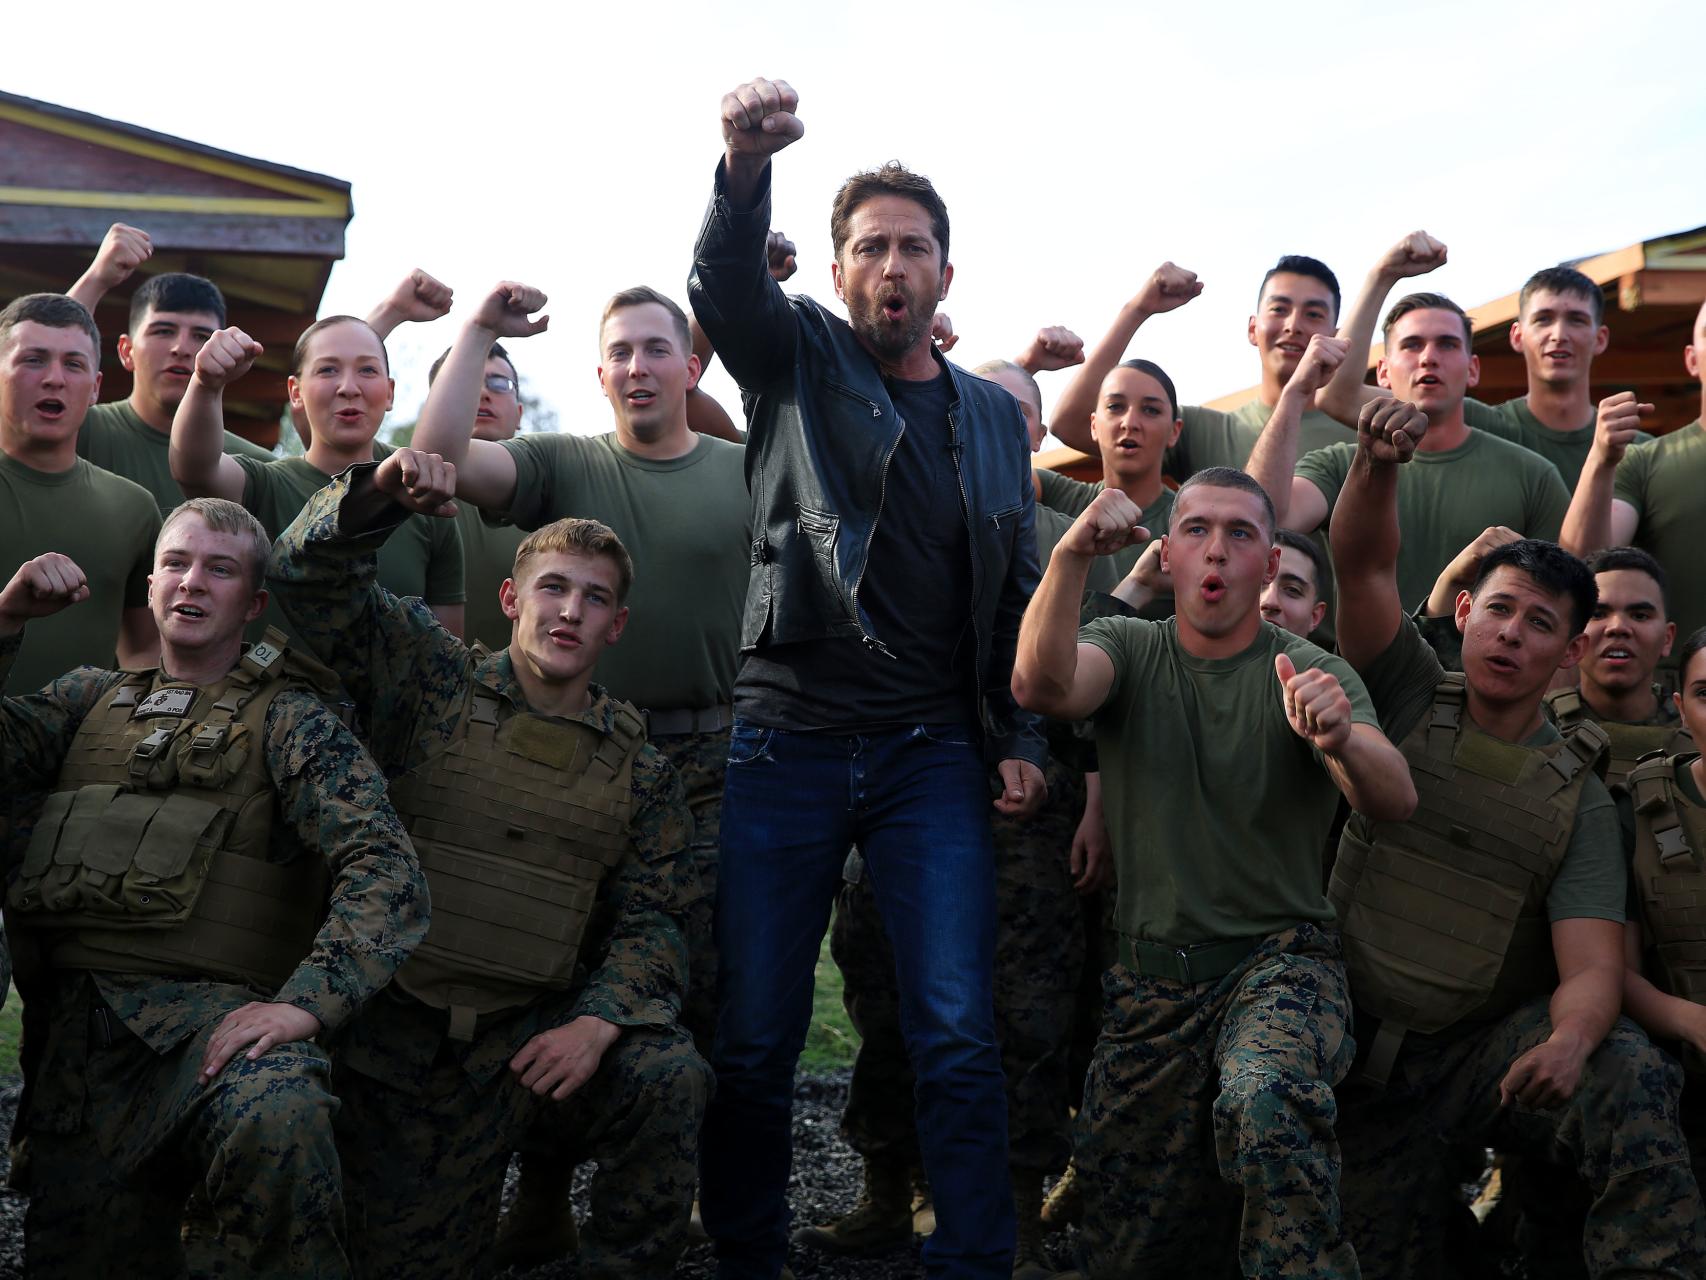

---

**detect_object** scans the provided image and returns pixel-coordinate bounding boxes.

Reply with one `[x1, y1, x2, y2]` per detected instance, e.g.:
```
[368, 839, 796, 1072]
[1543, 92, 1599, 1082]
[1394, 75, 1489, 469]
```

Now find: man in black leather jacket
[689, 76, 1047, 1280]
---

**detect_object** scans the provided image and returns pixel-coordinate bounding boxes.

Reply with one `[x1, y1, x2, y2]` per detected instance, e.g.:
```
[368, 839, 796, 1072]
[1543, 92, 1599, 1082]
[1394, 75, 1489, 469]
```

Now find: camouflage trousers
[654, 726, 727, 1055]
[835, 760, 1087, 1173]
[336, 1021, 710, 1280]
[1338, 1000, 1706, 1279]
[18, 975, 345, 1279]
[1075, 923, 1359, 1280]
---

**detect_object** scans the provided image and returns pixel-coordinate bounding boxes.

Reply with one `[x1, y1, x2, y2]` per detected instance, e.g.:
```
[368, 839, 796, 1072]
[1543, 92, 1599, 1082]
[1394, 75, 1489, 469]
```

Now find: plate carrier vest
[7, 630, 335, 990]
[1626, 752, 1706, 1027]
[1545, 687, 1692, 790]
[1329, 674, 1607, 1085]
[384, 660, 647, 1041]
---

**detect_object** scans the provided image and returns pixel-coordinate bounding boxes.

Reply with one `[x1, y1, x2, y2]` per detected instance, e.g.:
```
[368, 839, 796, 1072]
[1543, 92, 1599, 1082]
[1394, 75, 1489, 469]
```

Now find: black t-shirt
[736, 371, 976, 731]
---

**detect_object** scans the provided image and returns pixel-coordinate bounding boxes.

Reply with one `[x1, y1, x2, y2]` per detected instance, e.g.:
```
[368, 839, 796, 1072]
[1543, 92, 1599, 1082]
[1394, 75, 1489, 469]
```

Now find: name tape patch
[133, 688, 196, 720]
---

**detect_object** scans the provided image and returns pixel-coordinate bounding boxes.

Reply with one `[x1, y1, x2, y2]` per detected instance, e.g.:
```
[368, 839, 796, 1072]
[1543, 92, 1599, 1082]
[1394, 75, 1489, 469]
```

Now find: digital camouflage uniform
[835, 758, 1086, 1176]
[267, 471, 709, 1280]
[652, 725, 729, 1050]
[0, 631, 429, 1279]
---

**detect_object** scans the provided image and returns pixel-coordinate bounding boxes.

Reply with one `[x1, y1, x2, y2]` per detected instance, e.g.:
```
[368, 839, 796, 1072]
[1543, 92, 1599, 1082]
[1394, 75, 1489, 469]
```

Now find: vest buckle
[189, 724, 230, 760]
[129, 726, 177, 776]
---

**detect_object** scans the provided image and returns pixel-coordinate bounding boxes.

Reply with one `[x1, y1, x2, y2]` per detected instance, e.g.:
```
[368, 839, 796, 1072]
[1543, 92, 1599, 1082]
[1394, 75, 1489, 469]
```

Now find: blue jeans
[699, 720, 1016, 1279]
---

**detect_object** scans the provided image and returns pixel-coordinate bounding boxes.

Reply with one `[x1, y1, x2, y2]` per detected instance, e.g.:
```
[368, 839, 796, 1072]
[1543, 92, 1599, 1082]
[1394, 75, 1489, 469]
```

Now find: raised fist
[1062, 487, 1148, 559]
[931, 312, 959, 353]
[470, 282, 549, 340]
[1591, 391, 1653, 467]
[91, 223, 152, 290]
[1379, 231, 1448, 281]
[1286, 334, 1350, 399]
[1133, 263, 1203, 318]
[1356, 397, 1429, 464]
[722, 78, 803, 161]
[193, 327, 263, 393]
[1019, 326, 1085, 373]
[1275, 652, 1352, 753]
[767, 231, 799, 282]
[374, 448, 458, 519]
[0, 553, 90, 629]
[382, 269, 454, 326]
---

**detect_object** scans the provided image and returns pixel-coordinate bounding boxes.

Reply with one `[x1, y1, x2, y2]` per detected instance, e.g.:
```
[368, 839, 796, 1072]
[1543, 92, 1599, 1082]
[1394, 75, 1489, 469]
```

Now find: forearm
[1049, 299, 1149, 454]
[1425, 563, 1473, 617]
[1320, 268, 1397, 426]
[169, 379, 236, 496]
[1546, 959, 1623, 1059]
[410, 323, 493, 470]
[1109, 575, 1157, 611]
[1013, 547, 1096, 716]
[1244, 383, 1308, 525]
[1330, 451, 1401, 587]
[1322, 726, 1415, 821]
[66, 268, 115, 314]
[1560, 455, 1615, 556]
[685, 387, 745, 443]
[1624, 967, 1706, 1052]
[688, 159, 794, 392]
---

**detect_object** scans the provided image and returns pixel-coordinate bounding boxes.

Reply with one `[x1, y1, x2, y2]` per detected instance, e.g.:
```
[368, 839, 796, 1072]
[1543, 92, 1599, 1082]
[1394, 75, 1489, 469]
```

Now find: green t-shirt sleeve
[1612, 442, 1653, 517]
[1293, 442, 1351, 521]
[222, 430, 277, 461]
[234, 453, 270, 513]
[1354, 614, 1445, 743]
[501, 435, 579, 532]
[1525, 460, 1571, 542]
[1462, 397, 1516, 440]
[1308, 647, 1381, 729]
[1080, 615, 1152, 711]
[1545, 773, 1626, 924]
[423, 515, 466, 605]
[1037, 469, 1099, 519]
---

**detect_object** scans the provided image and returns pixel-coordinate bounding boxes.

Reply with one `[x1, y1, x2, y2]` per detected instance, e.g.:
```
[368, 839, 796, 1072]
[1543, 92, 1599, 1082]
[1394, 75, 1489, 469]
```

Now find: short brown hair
[830, 162, 949, 268]
[1382, 292, 1472, 347]
[291, 315, 390, 376]
[512, 517, 635, 603]
[157, 497, 272, 590]
[0, 293, 101, 360]
[600, 287, 691, 353]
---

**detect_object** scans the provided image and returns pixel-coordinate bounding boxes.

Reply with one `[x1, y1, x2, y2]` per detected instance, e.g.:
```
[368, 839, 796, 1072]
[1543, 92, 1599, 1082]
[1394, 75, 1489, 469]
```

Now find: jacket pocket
[795, 504, 848, 617]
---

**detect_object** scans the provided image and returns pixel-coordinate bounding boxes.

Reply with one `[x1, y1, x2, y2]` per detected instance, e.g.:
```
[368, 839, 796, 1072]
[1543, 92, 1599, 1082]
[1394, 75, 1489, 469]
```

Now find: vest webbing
[1546, 687, 1693, 790]
[385, 676, 647, 1040]
[9, 630, 333, 990]
[1330, 674, 1607, 1086]
[1628, 753, 1706, 1019]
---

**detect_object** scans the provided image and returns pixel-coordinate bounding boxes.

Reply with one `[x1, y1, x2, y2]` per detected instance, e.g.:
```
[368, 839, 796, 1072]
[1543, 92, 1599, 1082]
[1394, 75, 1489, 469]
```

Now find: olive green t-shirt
[455, 503, 527, 651]
[1080, 616, 1377, 946]
[1354, 615, 1624, 923]
[1037, 470, 1174, 590]
[78, 399, 275, 517]
[0, 453, 160, 695]
[1295, 429, 1570, 614]
[1164, 398, 1351, 482]
[1615, 421, 1706, 653]
[501, 431, 750, 711]
[236, 454, 463, 639]
[1464, 395, 1652, 492]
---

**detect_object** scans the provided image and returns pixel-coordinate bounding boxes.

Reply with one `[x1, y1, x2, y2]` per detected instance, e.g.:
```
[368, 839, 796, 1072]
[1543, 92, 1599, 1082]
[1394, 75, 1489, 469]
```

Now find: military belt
[1118, 934, 1264, 984]
[644, 704, 734, 736]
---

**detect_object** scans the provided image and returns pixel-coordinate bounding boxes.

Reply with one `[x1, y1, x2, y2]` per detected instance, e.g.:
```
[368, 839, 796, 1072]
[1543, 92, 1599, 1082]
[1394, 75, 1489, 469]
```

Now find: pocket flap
[20, 791, 76, 878]
[83, 792, 174, 876]
[133, 794, 226, 879]
[54, 785, 124, 870]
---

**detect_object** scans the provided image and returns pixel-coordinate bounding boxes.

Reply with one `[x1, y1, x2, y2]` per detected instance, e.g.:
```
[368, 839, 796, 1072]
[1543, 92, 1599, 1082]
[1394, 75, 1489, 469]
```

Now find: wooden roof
[0, 91, 352, 446]
[1040, 222, 1706, 478]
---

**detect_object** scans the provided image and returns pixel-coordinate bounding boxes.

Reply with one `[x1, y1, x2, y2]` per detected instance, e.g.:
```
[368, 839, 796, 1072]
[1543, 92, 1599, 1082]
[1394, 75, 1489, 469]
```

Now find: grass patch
[800, 919, 859, 1073]
[0, 987, 21, 1078]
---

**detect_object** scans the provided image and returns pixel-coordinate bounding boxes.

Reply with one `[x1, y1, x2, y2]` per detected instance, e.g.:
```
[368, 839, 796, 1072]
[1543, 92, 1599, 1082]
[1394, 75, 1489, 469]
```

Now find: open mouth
[164, 365, 193, 378]
[34, 398, 65, 417]
[1414, 375, 1442, 388]
[1201, 574, 1226, 603]
[548, 627, 581, 648]
[334, 408, 365, 423]
[1483, 653, 1519, 674]
[172, 604, 206, 619]
[627, 390, 655, 407]
[1599, 646, 1633, 665]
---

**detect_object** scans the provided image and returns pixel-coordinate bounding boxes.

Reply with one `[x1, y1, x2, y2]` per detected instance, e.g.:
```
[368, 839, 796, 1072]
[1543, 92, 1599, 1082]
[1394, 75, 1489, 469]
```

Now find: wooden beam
[1620, 269, 1706, 310]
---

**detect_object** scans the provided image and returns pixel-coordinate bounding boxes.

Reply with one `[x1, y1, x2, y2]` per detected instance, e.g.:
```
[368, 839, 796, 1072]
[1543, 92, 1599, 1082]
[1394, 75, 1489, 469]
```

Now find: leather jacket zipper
[947, 404, 986, 709]
[853, 396, 901, 660]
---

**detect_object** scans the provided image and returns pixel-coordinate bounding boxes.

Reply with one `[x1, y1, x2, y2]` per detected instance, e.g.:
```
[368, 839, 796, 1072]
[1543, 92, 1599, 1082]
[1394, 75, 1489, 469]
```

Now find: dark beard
[847, 292, 933, 363]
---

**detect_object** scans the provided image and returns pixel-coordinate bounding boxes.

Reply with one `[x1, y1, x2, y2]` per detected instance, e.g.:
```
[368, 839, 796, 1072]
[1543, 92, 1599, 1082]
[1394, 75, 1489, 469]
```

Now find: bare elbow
[1011, 668, 1066, 719]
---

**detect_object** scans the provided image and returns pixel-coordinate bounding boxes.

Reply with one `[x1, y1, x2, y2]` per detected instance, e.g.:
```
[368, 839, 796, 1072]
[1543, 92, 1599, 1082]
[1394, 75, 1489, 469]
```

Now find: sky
[9, 0, 1704, 447]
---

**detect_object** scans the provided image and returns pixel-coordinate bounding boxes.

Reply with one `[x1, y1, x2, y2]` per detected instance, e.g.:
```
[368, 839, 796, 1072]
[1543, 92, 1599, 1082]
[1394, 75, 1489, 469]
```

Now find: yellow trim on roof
[0, 102, 348, 216]
[0, 187, 345, 218]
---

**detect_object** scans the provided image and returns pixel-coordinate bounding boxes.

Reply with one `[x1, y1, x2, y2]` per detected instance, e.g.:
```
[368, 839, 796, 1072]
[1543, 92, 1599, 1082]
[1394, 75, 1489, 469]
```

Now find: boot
[1012, 1167, 1058, 1280]
[792, 1155, 914, 1255]
[490, 1159, 579, 1270]
[911, 1167, 936, 1238]
[1040, 1160, 1083, 1232]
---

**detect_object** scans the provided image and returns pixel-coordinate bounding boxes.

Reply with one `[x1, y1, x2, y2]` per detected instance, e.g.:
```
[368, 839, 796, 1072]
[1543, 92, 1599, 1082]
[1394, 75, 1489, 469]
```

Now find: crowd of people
[1, 73, 1705, 1279]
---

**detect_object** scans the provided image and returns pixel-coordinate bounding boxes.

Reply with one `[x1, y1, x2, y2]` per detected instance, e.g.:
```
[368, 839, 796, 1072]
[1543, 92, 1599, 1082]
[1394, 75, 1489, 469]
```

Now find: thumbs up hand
[1275, 652, 1352, 753]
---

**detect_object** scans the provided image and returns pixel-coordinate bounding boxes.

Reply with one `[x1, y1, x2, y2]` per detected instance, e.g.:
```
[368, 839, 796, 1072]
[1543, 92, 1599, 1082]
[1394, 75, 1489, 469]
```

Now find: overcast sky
[10, 0, 1703, 446]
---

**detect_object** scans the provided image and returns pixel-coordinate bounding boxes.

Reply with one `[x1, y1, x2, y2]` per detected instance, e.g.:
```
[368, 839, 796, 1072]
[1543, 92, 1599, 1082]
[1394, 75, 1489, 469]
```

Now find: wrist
[0, 613, 25, 640]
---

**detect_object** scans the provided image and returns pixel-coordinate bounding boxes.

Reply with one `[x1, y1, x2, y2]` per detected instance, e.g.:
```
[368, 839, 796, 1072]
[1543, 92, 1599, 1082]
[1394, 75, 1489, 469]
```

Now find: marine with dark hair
[0, 495, 428, 1277]
[1324, 394, 1706, 1277]
[168, 314, 464, 640]
[266, 451, 708, 1280]
[0, 292, 160, 694]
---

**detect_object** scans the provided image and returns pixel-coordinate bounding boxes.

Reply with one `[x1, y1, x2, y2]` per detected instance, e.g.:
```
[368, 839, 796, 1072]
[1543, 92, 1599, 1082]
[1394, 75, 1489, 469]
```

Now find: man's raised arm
[410, 282, 548, 510]
[1047, 264, 1202, 456]
[688, 78, 805, 395]
[1560, 391, 1646, 555]
[170, 327, 259, 503]
[1317, 232, 1448, 427]
[365, 268, 454, 341]
[66, 223, 152, 314]
[1328, 399, 1432, 669]
[1245, 334, 1348, 527]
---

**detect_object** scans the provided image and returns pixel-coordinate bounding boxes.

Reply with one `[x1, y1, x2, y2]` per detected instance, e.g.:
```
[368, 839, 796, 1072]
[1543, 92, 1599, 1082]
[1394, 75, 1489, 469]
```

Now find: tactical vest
[1626, 753, 1706, 1017]
[385, 671, 647, 1040]
[7, 631, 335, 991]
[1329, 674, 1608, 1085]
[1546, 687, 1693, 790]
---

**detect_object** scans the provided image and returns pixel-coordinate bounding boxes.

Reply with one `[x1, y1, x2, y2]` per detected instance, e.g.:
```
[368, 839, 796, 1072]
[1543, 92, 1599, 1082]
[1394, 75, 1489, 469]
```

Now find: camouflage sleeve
[0, 633, 119, 789]
[264, 689, 430, 1033]
[267, 464, 474, 775]
[570, 745, 695, 1028]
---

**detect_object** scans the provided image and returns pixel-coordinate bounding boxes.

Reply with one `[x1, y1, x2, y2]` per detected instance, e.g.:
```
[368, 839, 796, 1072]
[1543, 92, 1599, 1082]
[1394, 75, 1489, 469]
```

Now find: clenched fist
[1133, 263, 1203, 318]
[375, 447, 458, 518]
[767, 231, 799, 282]
[1275, 652, 1352, 753]
[1285, 334, 1350, 399]
[193, 327, 263, 393]
[89, 222, 153, 291]
[1590, 390, 1653, 467]
[376, 268, 454, 329]
[931, 312, 959, 352]
[1356, 398, 1429, 464]
[469, 282, 549, 340]
[1061, 487, 1148, 559]
[1378, 231, 1448, 281]
[1019, 326, 1085, 373]
[0, 553, 90, 634]
[722, 78, 803, 162]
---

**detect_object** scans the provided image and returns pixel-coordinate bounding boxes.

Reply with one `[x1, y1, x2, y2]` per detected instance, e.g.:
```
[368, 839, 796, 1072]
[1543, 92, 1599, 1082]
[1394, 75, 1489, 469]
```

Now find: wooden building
[1040, 222, 1706, 479]
[0, 90, 352, 447]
